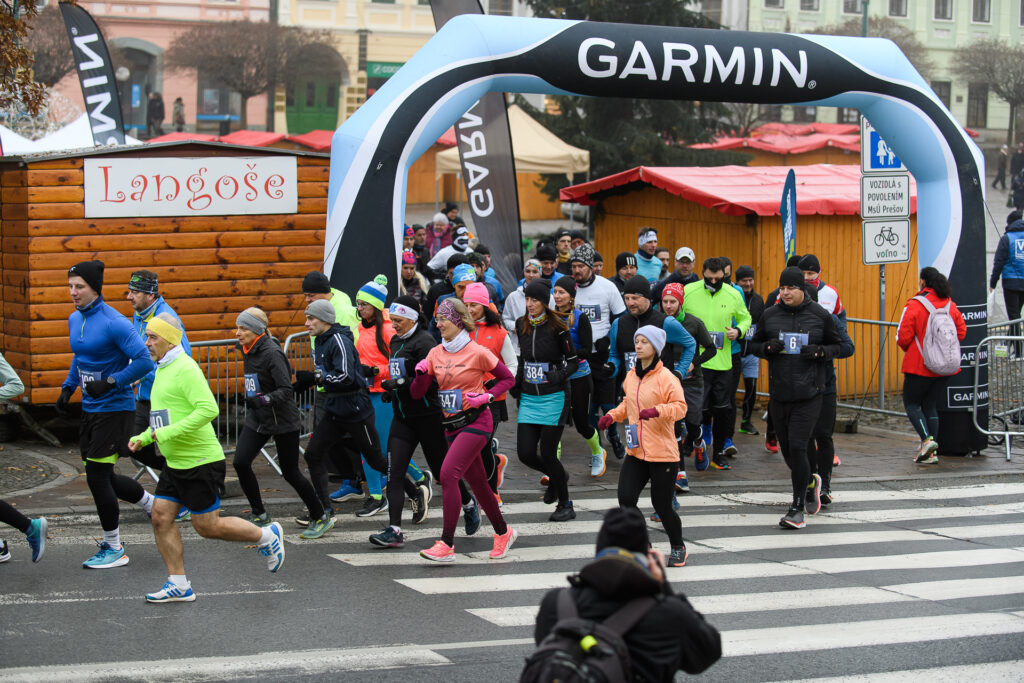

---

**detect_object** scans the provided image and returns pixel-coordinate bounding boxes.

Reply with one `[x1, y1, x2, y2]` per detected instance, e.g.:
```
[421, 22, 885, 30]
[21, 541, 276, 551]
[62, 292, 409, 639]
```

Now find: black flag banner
[59, 1, 125, 146]
[430, 0, 524, 297]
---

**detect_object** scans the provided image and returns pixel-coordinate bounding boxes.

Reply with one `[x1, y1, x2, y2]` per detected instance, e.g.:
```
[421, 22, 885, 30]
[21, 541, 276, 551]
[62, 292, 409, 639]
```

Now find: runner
[652, 246, 699, 305]
[760, 254, 805, 454]
[129, 313, 285, 602]
[399, 250, 429, 309]
[427, 225, 472, 277]
[513, 280, 579, 521]
[609, 252, 638, 294]
[230, 307, 331, 539]
[551, 275, 606, 477]
[750, 267, 844, 529]
[503, 259, 545, 354]
[59, 260, 157, 569]
[809, 312, 855, 506]
[635, 228, 662, 283]
[0, 355, 46, 564]
[599, 325, 689, 566]
[734, 266, 765, 436]
[411, 298, 517, 562]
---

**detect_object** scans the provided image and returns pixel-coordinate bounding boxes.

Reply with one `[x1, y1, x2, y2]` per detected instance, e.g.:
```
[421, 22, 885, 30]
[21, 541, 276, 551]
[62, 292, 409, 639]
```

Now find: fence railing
[189, 339, 245, 451]
[972, 329, 1024, 461]
[833, 317, 902, 416]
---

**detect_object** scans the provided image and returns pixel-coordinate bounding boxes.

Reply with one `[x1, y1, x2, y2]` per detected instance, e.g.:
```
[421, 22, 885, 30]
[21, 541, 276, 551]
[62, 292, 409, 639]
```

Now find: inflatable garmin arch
[326, 16, 988, 449]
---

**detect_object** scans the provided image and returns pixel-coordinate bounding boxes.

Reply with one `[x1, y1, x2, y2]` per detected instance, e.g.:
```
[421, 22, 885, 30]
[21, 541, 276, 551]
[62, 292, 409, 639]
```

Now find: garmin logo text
[577, 38, 809, 88]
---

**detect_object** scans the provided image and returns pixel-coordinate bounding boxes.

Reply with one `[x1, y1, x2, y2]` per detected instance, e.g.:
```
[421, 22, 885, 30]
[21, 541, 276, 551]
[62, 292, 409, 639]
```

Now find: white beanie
[634, 325, 666, 356]
[432, 212, 449, 226]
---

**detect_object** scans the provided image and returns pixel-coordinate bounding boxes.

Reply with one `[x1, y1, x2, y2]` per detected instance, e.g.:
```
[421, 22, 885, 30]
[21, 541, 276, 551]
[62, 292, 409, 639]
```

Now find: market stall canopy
[692, 132, 860, 155]
[0, 115, 142, 155]
[435, 104, 589, 177]
[218, 130, 286, 147]
[560, 164, 917, 217]
[147, 132, 219, 144]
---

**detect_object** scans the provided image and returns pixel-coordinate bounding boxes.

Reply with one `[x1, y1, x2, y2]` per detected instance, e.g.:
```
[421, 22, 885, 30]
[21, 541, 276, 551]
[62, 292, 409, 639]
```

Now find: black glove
[84, 377, 116, 399]
[764, 339, 785, 355]
[361, 364, 379, 379]
[800, 344, 826, 359]
[293, 370, 317, 393]
[245, 394, 271, 409]
[508, 384, 521, 399]
[602, 362, 616, 378]
[55, 387, 73, 415]
[380, 377, 406, 392]
[545, 368, 566, 386]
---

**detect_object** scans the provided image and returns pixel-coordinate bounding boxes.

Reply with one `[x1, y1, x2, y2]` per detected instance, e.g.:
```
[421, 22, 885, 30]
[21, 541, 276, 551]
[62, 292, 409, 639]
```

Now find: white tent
[0, 124, 36, 155]
[0, 114, 141, 156]
[435, 104, 589, 178]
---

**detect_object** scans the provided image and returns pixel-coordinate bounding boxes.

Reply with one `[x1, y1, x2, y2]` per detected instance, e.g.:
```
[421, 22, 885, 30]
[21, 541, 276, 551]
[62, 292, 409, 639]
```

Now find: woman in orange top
[599, 325, 688, 567]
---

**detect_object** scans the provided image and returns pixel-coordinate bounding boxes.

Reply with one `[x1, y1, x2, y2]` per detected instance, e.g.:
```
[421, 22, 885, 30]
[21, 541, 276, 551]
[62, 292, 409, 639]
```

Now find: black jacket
[534, 555, 722, 682]
[385, 325, 442, 420]
[651, 270, 699, 308]
[740, 289, 765, 355]
[241, 334, 302, 435]
[675, 312, 716, 385]
[614, 307, 674, 382]
[515, 319, 578, 397]
[313, 323, 372, 421]
[751, 297, 843, 403]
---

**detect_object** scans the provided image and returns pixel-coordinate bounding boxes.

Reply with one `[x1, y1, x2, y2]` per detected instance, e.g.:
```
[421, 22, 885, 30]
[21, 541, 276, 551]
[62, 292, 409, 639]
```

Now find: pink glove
[415, 359, 430, 375]
[463, 392, 492, 409]
[597, 414, 614, 431]
[638, 408, 659, 421]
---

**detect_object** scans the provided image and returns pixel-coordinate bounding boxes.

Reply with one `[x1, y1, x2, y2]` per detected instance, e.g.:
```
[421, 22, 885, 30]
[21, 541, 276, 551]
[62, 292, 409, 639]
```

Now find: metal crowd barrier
[972, 323, 1024, 462]
[833, 317, 903, 416]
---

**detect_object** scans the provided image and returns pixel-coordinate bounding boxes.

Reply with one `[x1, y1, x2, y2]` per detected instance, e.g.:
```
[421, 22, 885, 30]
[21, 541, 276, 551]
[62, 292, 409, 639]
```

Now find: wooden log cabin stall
[561, 164, 920, 407]
[0, 141, 330, 418]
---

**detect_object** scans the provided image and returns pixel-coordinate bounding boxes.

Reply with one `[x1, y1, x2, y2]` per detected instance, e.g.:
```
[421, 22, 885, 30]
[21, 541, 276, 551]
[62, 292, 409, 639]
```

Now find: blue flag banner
[780, 169, 797, 264]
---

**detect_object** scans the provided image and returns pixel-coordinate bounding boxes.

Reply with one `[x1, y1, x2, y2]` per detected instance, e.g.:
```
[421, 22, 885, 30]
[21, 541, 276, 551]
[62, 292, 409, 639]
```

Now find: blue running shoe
[146, 580, 196, 603]
[723, 439, 738, 457]
[258, 522, 285, 573]
[694, 444, 709, 472]
[463, 499, 481, 536]
[369, 526, 405, 548]
[176, 508, 191, 523]
[675, 471, 690, 493]
[418, 469, 434, 504]
[26, 518, 46, 563]
[701, 423, 712, 449]
[330, 480, 363, 503]
[83, 542, 129, 569]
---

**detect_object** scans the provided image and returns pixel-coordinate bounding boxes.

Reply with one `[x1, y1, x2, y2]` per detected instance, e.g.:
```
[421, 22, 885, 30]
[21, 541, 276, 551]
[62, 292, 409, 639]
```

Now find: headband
[128, 274, 159, 295]
[435, 299, 464, 329]
[146, 317, 182, 346]
[236, 311, 267, 335]
[524, 258, 541, 273]
[638, 230, 658, 248]
[389, 302, 419, 321]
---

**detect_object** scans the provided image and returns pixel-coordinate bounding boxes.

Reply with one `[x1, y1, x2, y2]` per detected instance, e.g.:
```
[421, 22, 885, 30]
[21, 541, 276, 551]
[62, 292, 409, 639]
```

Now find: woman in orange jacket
[599, 324, 688, 567]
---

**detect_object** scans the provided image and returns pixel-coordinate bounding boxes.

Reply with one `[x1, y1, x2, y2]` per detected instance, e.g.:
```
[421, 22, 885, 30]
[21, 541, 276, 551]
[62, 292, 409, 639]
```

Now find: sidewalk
[3, 409, 1022, 518]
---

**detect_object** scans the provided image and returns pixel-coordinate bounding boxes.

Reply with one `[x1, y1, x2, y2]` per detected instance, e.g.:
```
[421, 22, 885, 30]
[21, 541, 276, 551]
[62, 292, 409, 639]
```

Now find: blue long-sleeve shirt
[132, 296, 191, 401]
[63, 298, 155, 413]
[609, 315, 696, 379]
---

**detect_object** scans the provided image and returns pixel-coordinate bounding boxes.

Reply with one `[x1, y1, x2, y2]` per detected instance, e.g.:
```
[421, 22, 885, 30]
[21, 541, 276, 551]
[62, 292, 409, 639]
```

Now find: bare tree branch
[954, 39, 1024, 145]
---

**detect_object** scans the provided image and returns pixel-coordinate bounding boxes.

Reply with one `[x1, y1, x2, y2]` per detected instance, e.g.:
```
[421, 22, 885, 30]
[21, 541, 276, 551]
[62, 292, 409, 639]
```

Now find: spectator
[172, 97, 185, 133]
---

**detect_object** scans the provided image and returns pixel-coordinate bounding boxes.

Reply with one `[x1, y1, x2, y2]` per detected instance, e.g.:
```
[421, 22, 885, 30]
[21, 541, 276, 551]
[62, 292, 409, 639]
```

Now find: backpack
[520, 588, 657, 683]
[912, 295, 961, 375]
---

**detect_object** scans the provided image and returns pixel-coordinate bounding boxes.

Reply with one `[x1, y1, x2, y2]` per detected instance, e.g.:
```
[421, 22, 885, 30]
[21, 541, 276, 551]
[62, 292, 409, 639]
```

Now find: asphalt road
[2, 477, 1023, 682]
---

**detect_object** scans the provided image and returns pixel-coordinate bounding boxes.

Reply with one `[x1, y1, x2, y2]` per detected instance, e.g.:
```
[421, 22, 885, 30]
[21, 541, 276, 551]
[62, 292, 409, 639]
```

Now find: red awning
[752, 122, 860, 136]
[559, 164, 918, 217]
[437, 127, 457, 147]
[692, 132, 860, 155]
[288, 130, 333, 152]
[217, 130, 286, 147]
[145, 132, 219, 144]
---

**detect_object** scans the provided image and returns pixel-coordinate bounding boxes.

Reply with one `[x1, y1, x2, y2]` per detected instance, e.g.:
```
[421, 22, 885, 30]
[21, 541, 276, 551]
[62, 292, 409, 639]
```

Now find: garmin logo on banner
[577, 38, 809, 89]
[454, 101, 494, 218]
[70, 31, 119, 143]
[962, 309, 988, 322]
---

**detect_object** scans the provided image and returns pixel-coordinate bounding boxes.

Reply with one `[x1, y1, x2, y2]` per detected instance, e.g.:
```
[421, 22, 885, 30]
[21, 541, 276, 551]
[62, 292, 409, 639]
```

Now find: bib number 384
[524, 362, 548, 384]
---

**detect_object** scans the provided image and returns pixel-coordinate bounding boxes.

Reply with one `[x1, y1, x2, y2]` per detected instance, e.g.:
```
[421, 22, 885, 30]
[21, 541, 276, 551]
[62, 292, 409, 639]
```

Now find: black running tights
[233, 428, 323, 520]
[85, 460, 144, 532]
[0, 499, 30, 533]
[517, 422, 569, 505]
[617, 456, 682, 547]
[387, 415, 470, 527]
[770, 396, 822, 509]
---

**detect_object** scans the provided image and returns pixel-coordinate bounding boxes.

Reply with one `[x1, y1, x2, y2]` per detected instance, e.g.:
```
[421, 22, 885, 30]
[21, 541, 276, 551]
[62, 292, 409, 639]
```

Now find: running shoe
[549, 502, 575, 522]
[833, 454, 841, 467]
[356, 496, 388, 518]
[489, 526, 517, 559]
[723, 439, 738, 457]
[675, 471, 689, 493]
[590, 449, 607, 478]
[145, 580, 195, 604]
[0, 539, 9, 563]
[250, 512, 272, 527]
[539, 475, 550, 486]
[369, 526, 405, 548]
[418, 470, 433, 503]
[701, 424, 712, 450]
[919, 453, 939, 464]
[258, 522, 285, 572]
[543, 482, 558, 505]
[667, 544, 688, 567]
[764, 436, 779, 453]
[495, 453, 508, 489]
[606, 425, 625, 460]
[738, 420, 759, 435]
[495, 492, 503, 507]
[650, 495, 681, 522]
[420, 539, 455, 563]
[26, 517, 46, 563]
[294, 513, 310, 527]
[329, 480, 363, 503]
[176, 509, 192, 523]
[806, 474, 822, 515]
[464, 500, 481, 536]
[491, 437, 500, 454]
[820, 490, 833, 506]
[556, 441, 562, 461]
[694, 444, 709, 472]
[709, 453, 731, 470]
[410, 484, 429, 525]
[83, 542, 129, 569]
[914, 437, 939, 463]
[300, 513, 335, 540]
[779, 507, 805, 530]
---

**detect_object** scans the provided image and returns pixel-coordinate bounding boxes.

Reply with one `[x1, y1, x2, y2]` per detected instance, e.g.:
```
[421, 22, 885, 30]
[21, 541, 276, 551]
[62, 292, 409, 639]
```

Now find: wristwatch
[106, 376, 117, 388]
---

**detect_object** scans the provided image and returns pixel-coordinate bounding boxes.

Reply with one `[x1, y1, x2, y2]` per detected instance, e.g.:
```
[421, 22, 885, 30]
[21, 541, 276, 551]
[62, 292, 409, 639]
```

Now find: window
[800, 0, 819, 9]
[967, 82, 988, 128]
[935, 0, 952, 19]
[837, 108, 859, 124]
[488, 0, 512, 14]
[764, 0, 784, 8]
[306, 82, 316, 108]
[843, 0, 863, 13]
[973, 0, 991, 22]
[889, 0, 907, 16]
[792, 105, 817, 123]
[931, 80, 951, 108]
[760, 104, 783, 122]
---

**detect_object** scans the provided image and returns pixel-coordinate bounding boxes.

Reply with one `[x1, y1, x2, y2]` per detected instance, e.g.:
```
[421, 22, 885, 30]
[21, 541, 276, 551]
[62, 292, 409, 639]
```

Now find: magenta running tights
[440, 409, 506, 547]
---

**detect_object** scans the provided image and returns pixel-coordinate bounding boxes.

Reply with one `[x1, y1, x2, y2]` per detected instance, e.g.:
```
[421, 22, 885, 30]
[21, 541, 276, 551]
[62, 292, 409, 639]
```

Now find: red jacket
[896, 288, 966, 377]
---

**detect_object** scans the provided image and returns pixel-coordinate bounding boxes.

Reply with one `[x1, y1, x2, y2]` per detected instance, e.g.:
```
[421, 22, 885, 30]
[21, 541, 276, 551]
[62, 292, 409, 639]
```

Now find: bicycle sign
[862, 219, 911, 265]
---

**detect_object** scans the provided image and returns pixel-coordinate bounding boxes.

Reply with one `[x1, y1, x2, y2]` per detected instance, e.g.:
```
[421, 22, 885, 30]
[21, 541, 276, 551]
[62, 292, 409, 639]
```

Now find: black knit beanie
[524, 278, 551, 303]
[779, 266, 805, 288]
[595, 507, 649, 554]
[735, 265, 755, 281]
[615, 252, 637, 270]
[798, 254, 821, 273]
[553, 275, 576, 298]
[302, 271, 331, 294]
[623, 274, 651, 299]
[68, 260, 105, 294]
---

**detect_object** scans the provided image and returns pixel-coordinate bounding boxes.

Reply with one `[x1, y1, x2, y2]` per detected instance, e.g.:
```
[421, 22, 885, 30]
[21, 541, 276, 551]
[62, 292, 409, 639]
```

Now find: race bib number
[438, 389, 463, 413]
[524, 362, 549, 384]
[578, 303, 601, 322]
[243, 373, 261, 397]
[623, 352, 637, 372]
[709, 331, 725, 349]
[149, 408, 170, 430]
[79, 369, 100, 390]
[388, 357, 406, 379]
[625, 424, 639, 449]
[745, 324, 757, 340]
[780, 332, 809, 355]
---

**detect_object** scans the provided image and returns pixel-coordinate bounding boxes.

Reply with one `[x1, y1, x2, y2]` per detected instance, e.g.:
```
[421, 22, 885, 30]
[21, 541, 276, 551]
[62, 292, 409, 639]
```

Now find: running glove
[293, 370, 318, 393]
[545, 368, 566, 385]
[415, 359, 430, 375]
[84, 377, 115, 399]
[463, 392, 492, 409]
[764, 339, 785, 355]
[638, 408, 659, 420]
[55, 387, 73, 415]
[245, 394, 271, 409]
[598, 414, 614, 431]
[130, 428, 155, 448]
[361, 364, 379, 378]
[800, 344, 826, 359]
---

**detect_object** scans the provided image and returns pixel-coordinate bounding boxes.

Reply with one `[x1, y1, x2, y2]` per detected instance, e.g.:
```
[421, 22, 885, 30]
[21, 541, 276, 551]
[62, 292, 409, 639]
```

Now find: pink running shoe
[420, 540, 455, 563]
[495, 453, 508, 489]
[489, 526, 517, 559]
